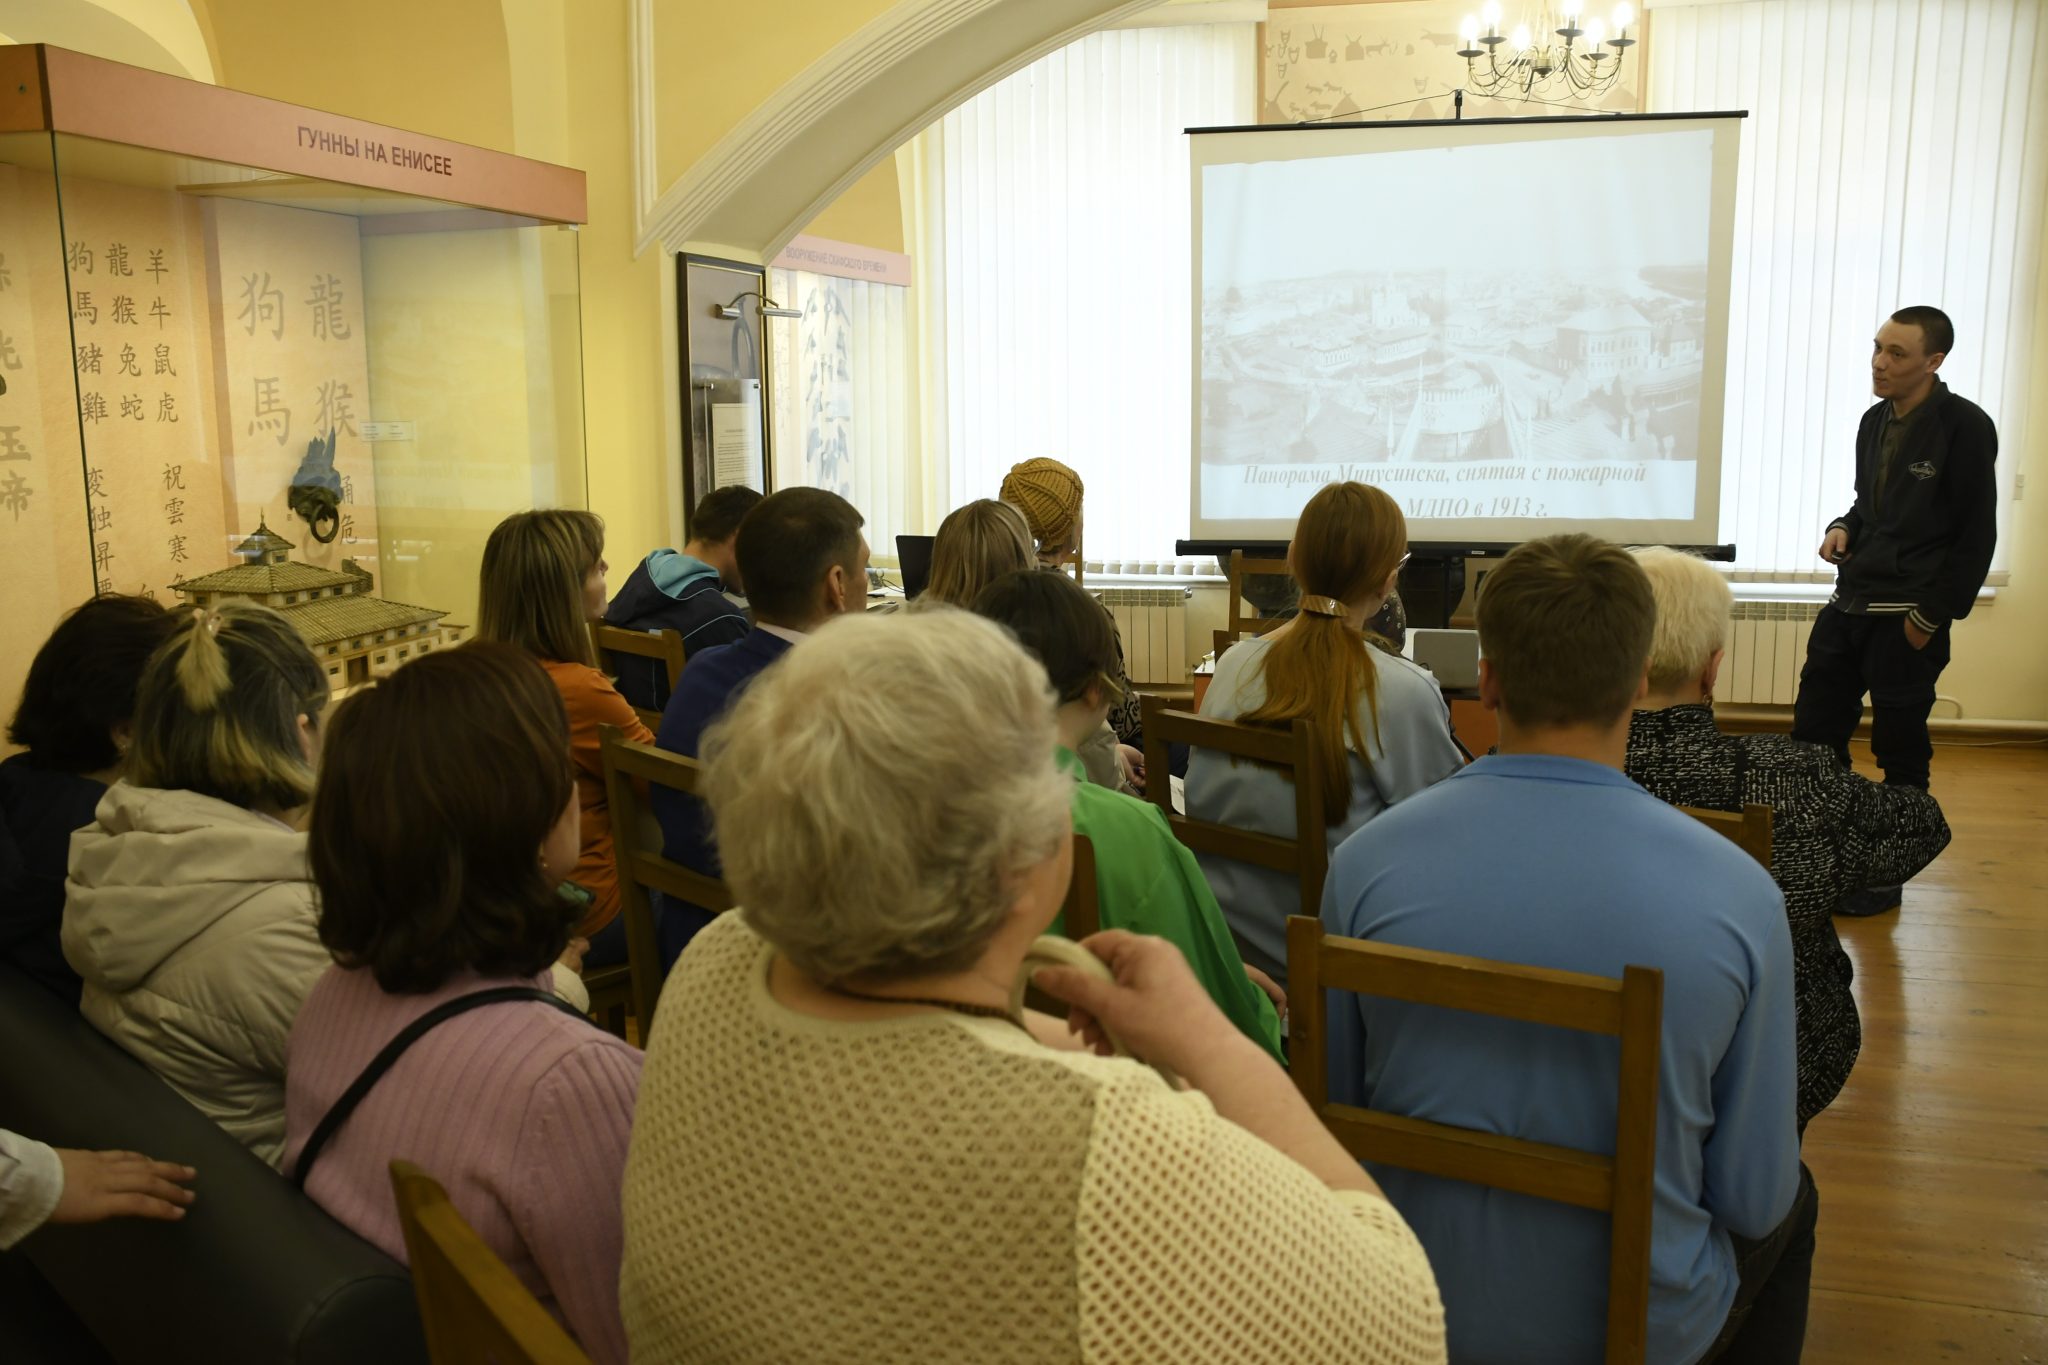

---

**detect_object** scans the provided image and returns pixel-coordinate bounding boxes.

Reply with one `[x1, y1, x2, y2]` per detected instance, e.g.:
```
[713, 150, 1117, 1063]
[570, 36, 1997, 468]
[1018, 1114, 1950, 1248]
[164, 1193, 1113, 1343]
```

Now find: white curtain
[908, 25, 1257, 563]
[767, 268, 915, 557]
[1648, 0, 2046, 582]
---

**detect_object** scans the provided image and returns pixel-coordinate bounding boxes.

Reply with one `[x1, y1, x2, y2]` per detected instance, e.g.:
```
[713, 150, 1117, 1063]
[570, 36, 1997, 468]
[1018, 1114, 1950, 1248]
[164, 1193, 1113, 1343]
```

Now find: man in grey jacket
[1793, 305, 1997, 914]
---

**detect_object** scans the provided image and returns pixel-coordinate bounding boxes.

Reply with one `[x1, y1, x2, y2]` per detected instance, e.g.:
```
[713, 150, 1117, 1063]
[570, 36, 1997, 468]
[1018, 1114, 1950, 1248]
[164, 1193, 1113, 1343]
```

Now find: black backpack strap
[292, 985, 585, 1190]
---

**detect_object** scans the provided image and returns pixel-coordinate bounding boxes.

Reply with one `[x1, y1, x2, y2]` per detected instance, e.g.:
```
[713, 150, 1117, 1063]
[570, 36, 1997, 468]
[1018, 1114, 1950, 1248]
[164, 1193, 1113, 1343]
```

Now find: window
[906, 24, 1257, 561]
[1649, 0, 2043, 581]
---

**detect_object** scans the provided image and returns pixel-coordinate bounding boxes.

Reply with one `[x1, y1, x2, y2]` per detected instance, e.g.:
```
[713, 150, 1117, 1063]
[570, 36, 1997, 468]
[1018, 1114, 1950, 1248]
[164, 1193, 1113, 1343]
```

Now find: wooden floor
[1799, 739, 2048, 1364]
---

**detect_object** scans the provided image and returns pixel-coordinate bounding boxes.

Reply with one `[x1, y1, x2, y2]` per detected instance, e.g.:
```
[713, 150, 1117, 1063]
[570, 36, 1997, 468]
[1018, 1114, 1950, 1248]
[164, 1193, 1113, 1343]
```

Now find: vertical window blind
[907, 25, 1257, 563]
[1648, 0, 2045, 582]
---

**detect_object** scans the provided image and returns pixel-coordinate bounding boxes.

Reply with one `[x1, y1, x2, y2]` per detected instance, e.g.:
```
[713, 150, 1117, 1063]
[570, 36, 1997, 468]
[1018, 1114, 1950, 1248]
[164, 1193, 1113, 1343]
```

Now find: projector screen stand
[1178, 541, 1736, 632]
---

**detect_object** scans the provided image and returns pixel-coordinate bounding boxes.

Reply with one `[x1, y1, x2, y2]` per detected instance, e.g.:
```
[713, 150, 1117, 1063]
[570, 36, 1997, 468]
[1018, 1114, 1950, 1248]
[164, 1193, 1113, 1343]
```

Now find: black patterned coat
[1625, 705, 1952, 1127]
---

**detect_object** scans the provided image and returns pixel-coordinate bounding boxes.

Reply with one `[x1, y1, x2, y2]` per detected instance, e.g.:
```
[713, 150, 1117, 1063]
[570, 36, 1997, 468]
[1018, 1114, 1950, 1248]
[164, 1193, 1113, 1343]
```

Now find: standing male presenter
[1793, 305, 1997, 915]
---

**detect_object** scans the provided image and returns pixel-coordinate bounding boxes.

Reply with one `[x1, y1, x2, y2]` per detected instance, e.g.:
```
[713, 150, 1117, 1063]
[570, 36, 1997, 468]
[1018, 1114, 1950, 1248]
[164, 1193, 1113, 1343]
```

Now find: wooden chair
[1062, 834, 1100, 939]
[389, 1160, 594, 1365]
[588, 622, 685, 731]
[1680, 803, 1774, 871]
[1139, 694, 1328, 923]
[1287, 916, 1665, 1365]
[589, 725, 736, 1042]
[1219, 548, 1293, 651]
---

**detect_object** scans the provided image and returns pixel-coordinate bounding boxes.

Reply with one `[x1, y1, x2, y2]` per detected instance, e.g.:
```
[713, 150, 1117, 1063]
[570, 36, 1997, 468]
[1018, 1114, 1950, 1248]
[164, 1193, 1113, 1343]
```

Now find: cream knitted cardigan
[622, 913, 1447, 1364]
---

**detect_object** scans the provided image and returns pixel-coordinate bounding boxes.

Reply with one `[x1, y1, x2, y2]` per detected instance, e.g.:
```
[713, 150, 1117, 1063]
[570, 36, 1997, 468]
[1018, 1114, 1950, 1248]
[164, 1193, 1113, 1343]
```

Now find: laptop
[896, 534, 937, 599]
[1409, 628, 1481, 690]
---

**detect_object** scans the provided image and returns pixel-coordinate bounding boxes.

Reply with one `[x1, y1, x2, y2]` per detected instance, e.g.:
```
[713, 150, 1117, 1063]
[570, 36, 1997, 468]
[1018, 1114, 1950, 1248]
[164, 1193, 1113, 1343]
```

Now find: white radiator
[1095, 587, 1191, 687]
[1720, 600, 1823, 705]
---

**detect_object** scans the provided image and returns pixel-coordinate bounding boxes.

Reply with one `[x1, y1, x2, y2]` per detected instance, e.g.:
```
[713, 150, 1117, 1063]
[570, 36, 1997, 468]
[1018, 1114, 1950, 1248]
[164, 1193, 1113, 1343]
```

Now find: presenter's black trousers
[1791, 605, 1950, 789]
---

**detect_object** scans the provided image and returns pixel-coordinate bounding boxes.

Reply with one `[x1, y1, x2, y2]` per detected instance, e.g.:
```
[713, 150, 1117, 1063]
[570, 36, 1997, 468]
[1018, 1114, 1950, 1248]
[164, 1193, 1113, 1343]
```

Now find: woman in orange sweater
[478, 510, 652, 968]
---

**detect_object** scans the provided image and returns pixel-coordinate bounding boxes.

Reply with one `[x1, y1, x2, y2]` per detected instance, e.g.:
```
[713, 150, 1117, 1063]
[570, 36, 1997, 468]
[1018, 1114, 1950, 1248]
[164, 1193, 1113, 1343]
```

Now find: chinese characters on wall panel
[207, 197, 381, 576]
[55, 175, 229, 601]
[0, 163, 102, 716]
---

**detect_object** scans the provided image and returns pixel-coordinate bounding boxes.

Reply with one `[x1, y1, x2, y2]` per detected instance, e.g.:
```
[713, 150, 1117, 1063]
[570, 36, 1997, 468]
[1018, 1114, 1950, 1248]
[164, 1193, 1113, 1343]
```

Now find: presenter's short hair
[1890, 305, 1954, 358]
[701, 610, 1070, 985]
[1476, 534, 1654, 728]
[1631, 547, 1734, 692]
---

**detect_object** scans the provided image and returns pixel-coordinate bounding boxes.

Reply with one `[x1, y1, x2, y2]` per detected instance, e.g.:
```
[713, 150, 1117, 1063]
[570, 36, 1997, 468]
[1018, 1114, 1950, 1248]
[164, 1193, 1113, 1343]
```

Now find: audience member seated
[63, 604, 334, 1167]
[602, 484, 763, 713]
[285, 643, 640, 1365]
[1187, 482, 1461, 987]
[621, 610, 1447, 1364]
[0, 1129, 195, 1249]
[1626, 546, 1952, 1132]
[971, 569, 1285, 1059]
[1000, 457, 1145, 777]
[651, 487, 869, 966]
[919, 497, 1034, 607]
[3, 595, 179, 1000]
[1322, 534, 1814, 1365]
[480, 509, 650, 971]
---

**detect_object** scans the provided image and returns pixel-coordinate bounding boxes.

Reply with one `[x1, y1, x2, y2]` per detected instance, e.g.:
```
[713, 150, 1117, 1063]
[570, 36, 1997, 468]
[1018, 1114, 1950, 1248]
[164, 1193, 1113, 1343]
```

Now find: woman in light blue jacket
[1187, 482, 1463, 987]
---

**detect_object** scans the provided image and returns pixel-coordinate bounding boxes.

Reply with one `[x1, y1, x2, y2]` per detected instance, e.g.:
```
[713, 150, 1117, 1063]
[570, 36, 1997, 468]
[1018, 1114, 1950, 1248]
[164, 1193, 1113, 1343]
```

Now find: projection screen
[1190, 113, 1744, 549]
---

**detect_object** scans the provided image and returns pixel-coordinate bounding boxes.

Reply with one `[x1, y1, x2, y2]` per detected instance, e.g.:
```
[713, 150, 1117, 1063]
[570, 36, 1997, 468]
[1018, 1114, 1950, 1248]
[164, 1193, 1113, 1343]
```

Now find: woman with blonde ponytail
[1185, 482, 1463, 988]
[61, 603, 336, 1166]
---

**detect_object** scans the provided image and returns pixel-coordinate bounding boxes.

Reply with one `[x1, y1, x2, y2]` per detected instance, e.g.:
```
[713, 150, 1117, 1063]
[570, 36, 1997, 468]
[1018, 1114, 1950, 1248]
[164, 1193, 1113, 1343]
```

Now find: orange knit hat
[1000, 458, 1085, 554]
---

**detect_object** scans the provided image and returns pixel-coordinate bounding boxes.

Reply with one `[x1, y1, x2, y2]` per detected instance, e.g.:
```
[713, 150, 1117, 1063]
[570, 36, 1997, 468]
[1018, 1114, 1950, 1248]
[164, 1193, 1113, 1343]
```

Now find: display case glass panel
[0, 49, 585, 706]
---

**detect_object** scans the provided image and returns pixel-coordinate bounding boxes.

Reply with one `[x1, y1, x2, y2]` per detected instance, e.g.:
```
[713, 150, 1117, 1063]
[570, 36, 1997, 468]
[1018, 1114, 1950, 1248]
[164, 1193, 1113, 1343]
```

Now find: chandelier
[1455, 1, 1638, 102]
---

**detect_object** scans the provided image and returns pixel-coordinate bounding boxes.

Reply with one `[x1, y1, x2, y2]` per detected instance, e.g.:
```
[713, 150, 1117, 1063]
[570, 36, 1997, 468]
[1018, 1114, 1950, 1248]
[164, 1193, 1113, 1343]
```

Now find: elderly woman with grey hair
[1623, 547, 1952, 1131]
[620, 609, 1446, 1365]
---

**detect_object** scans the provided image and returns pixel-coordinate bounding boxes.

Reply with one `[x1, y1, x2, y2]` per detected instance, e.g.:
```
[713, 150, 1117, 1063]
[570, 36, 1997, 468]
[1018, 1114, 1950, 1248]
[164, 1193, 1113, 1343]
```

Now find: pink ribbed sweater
[284, 965, 641, 1365]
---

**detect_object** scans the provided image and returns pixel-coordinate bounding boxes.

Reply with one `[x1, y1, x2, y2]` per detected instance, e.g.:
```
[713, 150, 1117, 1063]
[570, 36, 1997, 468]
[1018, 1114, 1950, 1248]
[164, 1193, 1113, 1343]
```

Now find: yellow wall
[195, 0, 517, 153]
[799, 160, 906, 255]
[650, 0, 900, 192]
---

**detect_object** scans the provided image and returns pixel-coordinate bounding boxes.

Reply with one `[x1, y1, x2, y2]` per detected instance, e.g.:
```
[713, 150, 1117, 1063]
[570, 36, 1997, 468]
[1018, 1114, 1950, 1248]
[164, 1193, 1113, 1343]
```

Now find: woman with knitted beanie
[999, 458, 1145, 789]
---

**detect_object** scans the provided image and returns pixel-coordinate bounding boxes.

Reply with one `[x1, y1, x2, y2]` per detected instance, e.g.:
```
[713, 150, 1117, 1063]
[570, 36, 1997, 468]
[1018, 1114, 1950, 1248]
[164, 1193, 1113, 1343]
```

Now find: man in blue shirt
[1322, 533, 1814, 1365]
[652, 487, 869, 966]
[603, 484, 762, 713]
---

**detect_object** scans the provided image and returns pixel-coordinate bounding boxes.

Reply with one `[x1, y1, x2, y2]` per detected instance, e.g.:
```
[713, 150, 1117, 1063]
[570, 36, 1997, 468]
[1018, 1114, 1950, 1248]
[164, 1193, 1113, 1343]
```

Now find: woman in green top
[972, 570, 1286, 1061]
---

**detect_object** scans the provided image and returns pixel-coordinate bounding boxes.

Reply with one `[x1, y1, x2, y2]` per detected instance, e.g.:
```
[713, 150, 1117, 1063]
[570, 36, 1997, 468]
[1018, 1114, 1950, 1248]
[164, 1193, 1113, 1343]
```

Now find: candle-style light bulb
[1612, 2, 1635, 30]
[1481, 0, 1503, 28]
[1561, 0, 1584, 20]
[1511, 22, 1532, 49]
[1586, 17, 1608, 46]
[1460, 15, 1481, 42]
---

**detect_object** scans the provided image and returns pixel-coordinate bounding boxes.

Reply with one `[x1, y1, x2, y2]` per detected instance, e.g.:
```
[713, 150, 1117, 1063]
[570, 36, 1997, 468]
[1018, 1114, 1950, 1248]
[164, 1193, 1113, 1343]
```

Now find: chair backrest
[599, 725, 735, 1034]
[1221, 548, 1293, 650]
[1139, 694, 1327, 922]
[388, 1162, 593, 1365]
[588, 623, 685, 731]
[1287, 917, 1664, 1365]
[1679, 803, 1774, 871]
[1062, 834, 1099, 939]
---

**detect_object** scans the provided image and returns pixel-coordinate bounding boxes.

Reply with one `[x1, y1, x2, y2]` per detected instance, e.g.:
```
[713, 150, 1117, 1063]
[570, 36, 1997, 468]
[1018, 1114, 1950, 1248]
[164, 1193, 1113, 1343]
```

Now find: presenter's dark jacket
[1827, 378, 1997, 635]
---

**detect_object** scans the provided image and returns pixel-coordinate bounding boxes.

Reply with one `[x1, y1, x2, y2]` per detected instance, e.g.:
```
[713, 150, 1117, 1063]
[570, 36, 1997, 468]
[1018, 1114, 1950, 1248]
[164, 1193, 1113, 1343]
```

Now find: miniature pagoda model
[169, 521, 464, 690]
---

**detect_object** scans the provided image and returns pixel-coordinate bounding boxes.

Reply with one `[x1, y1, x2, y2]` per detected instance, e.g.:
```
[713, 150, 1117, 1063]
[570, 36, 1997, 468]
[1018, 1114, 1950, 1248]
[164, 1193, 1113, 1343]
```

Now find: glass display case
[0, 45, 586, 704]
